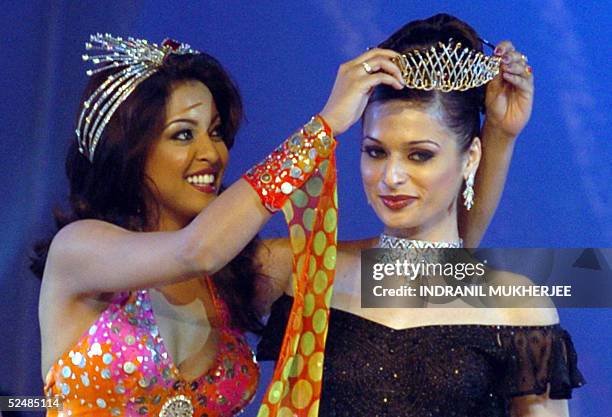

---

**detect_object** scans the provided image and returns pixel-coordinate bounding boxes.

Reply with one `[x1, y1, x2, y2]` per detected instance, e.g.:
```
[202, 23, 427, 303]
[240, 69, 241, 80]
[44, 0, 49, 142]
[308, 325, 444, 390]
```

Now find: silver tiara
[392, 40, 501, 92]
[76, 33, 199, 162]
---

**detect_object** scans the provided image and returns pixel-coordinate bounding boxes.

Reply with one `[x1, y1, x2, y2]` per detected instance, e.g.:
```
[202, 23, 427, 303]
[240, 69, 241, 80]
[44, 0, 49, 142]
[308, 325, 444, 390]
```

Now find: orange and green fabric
[257, 155, 338, 417]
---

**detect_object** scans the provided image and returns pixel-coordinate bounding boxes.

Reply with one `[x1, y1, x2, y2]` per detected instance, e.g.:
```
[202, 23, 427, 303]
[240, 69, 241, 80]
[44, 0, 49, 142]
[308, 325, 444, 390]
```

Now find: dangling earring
[462, 172, 475, 211]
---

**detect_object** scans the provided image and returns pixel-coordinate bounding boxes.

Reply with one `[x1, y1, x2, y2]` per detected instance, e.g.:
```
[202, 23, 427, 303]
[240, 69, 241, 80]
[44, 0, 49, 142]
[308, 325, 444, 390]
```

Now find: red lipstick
[186, 168, 219, 194]
[379, 195, 416, 210]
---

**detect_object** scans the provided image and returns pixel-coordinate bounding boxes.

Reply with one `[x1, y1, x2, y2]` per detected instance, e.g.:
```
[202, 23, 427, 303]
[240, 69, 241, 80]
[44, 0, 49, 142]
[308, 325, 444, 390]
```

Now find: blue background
[1, 1, 610, 416]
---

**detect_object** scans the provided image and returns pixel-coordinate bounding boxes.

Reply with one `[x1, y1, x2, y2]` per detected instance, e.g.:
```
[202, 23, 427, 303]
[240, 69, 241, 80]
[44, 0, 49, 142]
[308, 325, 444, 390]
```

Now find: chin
[377, 214, 420, 232]
[373, 206, 419, 229]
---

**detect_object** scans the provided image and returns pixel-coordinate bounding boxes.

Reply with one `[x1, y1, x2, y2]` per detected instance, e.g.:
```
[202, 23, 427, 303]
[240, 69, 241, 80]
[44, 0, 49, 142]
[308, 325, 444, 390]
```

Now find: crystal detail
[76, 33, 199, 162]
[158, 395, 194, 417]
[378, 234, 463, 249]
[393, 39, 500, 92]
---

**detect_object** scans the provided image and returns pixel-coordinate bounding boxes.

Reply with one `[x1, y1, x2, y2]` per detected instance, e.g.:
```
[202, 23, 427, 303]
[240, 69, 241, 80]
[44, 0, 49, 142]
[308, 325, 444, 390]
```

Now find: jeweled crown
[76, 33, 199, 162]
[392, 40, 501, 92]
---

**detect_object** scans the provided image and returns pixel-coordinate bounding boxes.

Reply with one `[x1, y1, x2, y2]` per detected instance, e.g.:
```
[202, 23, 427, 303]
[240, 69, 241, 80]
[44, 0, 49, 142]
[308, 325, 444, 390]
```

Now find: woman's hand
[484, 41, 534, 139]
[319, 48, 404, 135]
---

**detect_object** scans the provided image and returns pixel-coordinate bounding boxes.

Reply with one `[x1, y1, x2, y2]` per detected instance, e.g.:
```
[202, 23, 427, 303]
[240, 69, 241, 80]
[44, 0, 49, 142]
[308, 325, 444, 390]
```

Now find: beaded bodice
[44, 288, 259, 417]
[258, 295, 585, 417]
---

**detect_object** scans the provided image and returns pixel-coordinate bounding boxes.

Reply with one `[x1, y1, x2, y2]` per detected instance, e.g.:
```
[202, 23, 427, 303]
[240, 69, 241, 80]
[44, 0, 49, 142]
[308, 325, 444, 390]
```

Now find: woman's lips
[189, 183, 217, 194]
[379, 195, 416, 210]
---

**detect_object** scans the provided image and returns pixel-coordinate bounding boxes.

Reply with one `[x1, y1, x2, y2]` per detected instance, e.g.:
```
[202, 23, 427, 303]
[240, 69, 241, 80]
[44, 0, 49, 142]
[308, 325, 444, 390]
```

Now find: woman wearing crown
[257, 14, 585, 417]
[32, 16, 571, 417]
[32, 35, 407, 416]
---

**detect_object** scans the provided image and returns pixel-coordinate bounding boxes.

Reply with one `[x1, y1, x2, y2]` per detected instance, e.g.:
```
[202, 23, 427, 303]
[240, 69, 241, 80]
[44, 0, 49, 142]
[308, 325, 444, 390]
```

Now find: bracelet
[243, 115, 335, 212]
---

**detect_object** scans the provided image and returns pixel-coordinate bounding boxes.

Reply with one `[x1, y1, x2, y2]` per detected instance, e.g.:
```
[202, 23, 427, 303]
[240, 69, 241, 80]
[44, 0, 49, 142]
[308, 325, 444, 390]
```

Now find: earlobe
[466, 136, 482, 174]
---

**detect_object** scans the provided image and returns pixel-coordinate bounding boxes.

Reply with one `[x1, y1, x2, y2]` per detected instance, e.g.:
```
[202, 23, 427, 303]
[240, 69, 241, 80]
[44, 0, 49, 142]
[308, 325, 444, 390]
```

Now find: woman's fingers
[494, 40, 516, 56]
[355, 55, 404, 87]
[364, 72, 404, 91]
[319, 49, 404, 135]
[501, 59, 527, 75]
[494, 41, 533, 87]
[502, 72, 533, 92]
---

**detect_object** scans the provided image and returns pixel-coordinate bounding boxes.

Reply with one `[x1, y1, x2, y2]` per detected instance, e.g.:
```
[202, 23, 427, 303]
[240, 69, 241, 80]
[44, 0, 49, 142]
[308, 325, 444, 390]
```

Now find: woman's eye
[209, 126, 223, 141]
[408, 151, 434, 162]
[362, 146, 386, 159]
[172, 129, 194, 141]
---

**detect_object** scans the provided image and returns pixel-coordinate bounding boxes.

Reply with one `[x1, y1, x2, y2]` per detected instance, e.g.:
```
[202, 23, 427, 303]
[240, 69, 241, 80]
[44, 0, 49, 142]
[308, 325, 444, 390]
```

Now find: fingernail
[494, 47, 503, 56]
[502, 54, 511, 63]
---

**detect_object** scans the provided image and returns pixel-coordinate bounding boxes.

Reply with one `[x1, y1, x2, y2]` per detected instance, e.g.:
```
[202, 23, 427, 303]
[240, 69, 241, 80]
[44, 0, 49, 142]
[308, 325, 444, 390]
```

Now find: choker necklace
[378, 233, 463, 249]
[375, 234, 463, 283]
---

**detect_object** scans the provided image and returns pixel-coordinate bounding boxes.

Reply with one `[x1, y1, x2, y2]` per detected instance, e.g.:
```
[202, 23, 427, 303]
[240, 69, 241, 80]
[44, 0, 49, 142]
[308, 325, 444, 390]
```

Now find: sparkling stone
[159, 395, 194, 417]
[281, 159, 293, 170]
[123, 362, 136, 374]
[71, 352, 84, 366]
[89, 342, 102, 356]
[290, 167, 302, 179]
[162, 38, 181, 50]
[81, 373, 90, 387]
[280, 182, 293, 195]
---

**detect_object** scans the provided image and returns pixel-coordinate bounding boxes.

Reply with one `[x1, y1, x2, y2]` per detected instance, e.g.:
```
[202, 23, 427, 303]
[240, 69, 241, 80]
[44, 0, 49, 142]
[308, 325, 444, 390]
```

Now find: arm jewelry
[243, 115, 335, 212]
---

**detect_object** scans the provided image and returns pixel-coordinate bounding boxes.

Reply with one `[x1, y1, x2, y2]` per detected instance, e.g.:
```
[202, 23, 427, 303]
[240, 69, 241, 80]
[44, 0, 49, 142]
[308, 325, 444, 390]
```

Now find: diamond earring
[462, 172, 475, 210]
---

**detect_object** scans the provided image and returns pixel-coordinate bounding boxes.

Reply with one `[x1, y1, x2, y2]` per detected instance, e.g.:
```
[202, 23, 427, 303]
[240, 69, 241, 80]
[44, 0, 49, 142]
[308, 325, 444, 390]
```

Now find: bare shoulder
[44, 219, 129, 295]
[48, 219, 124, 260]
[46, 220, 109, 270]
[486, 269, 560, 326]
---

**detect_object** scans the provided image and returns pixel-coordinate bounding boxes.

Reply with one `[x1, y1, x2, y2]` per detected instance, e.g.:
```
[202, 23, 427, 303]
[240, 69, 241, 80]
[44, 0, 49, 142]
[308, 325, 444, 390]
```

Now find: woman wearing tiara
[31, 34, 410, 416]
[33, 25, 543, 417]
[257, 14, 585, 417]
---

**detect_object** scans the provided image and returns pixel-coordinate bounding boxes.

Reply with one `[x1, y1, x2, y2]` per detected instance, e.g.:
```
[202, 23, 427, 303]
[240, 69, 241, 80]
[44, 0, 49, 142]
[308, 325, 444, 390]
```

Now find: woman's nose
[382, 158, 407, 189]
[194, 134, 221, 164]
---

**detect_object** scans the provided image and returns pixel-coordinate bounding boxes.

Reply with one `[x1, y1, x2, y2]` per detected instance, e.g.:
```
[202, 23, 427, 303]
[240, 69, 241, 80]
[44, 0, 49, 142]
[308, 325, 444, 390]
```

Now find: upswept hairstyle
[368, 13, 487, 151]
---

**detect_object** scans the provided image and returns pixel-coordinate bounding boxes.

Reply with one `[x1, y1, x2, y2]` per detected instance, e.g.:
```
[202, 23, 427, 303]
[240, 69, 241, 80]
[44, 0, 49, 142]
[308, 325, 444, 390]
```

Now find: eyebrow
[362, 135, 440, 148]
[164, 106, 221, 131]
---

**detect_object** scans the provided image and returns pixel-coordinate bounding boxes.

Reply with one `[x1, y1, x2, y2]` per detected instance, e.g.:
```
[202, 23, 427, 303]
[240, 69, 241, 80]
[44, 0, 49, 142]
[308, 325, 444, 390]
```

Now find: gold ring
[525, 65, 533, 76]
[362, 61, 373, 74]
[521, 54, 528, 63]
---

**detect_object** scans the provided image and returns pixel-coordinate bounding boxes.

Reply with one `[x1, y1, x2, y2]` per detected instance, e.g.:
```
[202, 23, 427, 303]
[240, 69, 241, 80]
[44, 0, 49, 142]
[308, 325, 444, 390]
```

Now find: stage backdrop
[1, 1, 610, 416]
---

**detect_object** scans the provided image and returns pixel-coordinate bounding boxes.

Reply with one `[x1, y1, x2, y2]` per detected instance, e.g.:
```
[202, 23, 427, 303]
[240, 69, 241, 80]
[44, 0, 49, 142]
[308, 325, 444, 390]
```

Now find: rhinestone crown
[393, 40, 501, 92]
[76, 33, 198, 162]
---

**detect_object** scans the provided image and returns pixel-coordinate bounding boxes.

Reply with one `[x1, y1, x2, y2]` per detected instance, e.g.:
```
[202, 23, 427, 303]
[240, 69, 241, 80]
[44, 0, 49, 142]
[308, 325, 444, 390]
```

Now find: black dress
[257, 295, 585, 417]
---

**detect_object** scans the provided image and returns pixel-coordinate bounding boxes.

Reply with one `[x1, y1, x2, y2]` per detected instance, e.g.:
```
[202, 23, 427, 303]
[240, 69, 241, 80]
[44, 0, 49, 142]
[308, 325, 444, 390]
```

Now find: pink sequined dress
[44, 280, 259, 417]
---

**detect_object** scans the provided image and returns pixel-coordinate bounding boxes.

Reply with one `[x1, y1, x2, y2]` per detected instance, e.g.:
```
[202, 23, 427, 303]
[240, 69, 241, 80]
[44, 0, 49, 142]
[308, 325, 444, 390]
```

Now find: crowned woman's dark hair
[368, 13, 486, 151]
[31, 52, 263, 333]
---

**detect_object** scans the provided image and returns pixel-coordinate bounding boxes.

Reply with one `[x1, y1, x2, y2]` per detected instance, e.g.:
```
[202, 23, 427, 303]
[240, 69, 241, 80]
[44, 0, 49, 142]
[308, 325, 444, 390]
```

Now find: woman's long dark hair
[31, 52, 263, 333]
[368, 13, 486, 151]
